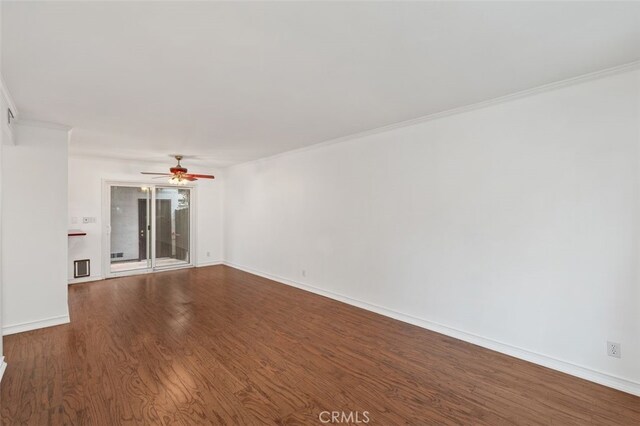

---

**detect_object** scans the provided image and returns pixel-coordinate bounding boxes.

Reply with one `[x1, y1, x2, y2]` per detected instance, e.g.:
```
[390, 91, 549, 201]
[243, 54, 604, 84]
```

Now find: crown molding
[16, 118, 72, 132]
[68, 150, 226, 170]
[68, 151, 186, 167]
[0, 73, 18, 117]
[228, 59, 640, 170]
[69, 151, 155, 163]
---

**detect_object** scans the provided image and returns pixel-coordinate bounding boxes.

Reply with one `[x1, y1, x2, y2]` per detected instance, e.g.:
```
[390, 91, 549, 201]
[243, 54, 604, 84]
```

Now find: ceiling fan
[141, 155, 215, 185]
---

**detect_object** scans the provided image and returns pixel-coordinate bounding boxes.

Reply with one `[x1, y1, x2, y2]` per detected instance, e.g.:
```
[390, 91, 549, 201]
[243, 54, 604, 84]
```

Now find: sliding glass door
[110, 186, 152, 273]
[107, 184, 193, 276]
[155, 187, 191, 268]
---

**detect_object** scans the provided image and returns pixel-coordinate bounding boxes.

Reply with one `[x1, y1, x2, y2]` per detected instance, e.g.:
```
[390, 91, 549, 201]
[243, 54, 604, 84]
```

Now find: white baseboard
[68, 263, 222, 283]
[68, 275, 104, 285]
[196, 260, 223, 268]
[2, 315, 70, 336]
[223, 261, 640, 397]
[0, 357, 6, 383]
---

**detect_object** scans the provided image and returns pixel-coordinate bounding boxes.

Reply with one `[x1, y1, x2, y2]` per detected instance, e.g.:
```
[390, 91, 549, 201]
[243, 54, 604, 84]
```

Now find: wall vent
[74, 259, 90, 278]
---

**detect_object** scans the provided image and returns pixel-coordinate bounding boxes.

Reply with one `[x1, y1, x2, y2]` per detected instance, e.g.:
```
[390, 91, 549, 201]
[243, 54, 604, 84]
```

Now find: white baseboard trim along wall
[223, 261, 640, 397]
[196, 260, 223, 268]
[5, 262, 638, 396]
[68, 275, 104, 285]
[66, 261, 222, 285]
[2, 315, 70, 336]
[222, 68, 640, 398]
[0, 357, 7, 383]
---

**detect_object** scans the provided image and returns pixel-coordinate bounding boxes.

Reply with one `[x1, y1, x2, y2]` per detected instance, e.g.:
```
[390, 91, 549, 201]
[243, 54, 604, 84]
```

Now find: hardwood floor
[1, 265, 639, 425]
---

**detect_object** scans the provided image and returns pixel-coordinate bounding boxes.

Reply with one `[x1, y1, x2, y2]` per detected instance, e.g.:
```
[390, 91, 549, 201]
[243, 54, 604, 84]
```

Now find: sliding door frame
[102, 180, 197, 279]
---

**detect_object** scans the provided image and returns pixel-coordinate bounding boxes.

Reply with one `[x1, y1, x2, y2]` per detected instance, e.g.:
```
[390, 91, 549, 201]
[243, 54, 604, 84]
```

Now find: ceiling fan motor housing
[140, 154, 214, 181]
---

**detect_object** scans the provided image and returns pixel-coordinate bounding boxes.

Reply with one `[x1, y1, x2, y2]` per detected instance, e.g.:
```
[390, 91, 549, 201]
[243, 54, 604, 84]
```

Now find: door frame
[102, 180, 197, 278]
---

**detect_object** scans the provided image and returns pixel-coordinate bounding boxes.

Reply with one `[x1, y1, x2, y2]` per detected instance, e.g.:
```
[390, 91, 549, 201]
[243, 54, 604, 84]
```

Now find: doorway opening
[105, 183, 194, 276]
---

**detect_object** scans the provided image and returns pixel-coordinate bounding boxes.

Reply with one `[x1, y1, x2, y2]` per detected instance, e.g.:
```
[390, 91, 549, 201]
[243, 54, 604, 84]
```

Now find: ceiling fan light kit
[141, 155, 215, 185]
[168, 176, 189, 185]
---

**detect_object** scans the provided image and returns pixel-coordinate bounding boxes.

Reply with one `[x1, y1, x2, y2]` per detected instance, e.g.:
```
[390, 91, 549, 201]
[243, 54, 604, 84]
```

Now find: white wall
[2, 123, 69, 334]
[225, 68, 640, 394]
[0, 0, 5, 363]
[68, 156, 223, 282]
[0, 117, 3, 365]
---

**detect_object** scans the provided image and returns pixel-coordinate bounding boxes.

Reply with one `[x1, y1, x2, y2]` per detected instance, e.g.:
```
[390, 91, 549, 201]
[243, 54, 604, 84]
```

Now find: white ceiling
[3, 1, 640, 167]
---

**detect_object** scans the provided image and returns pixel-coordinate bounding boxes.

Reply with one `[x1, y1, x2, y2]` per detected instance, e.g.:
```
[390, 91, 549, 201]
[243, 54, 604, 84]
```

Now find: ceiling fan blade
[184, 176, 198, 181]
[152, 175, 172, 179]
[185, 173, 215, 179]
[141, 172, 172, 176]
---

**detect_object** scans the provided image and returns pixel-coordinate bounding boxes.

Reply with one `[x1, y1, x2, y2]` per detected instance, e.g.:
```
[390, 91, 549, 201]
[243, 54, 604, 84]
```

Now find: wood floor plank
[1, 265, 639, 425]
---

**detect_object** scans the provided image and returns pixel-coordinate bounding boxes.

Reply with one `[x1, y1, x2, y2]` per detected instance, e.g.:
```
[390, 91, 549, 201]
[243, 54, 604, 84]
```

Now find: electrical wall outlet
[82, 217, 97, 224]
[607, 341, 621, 358]
[206, 251, 211, 257]
[301, 269, 306, 277]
